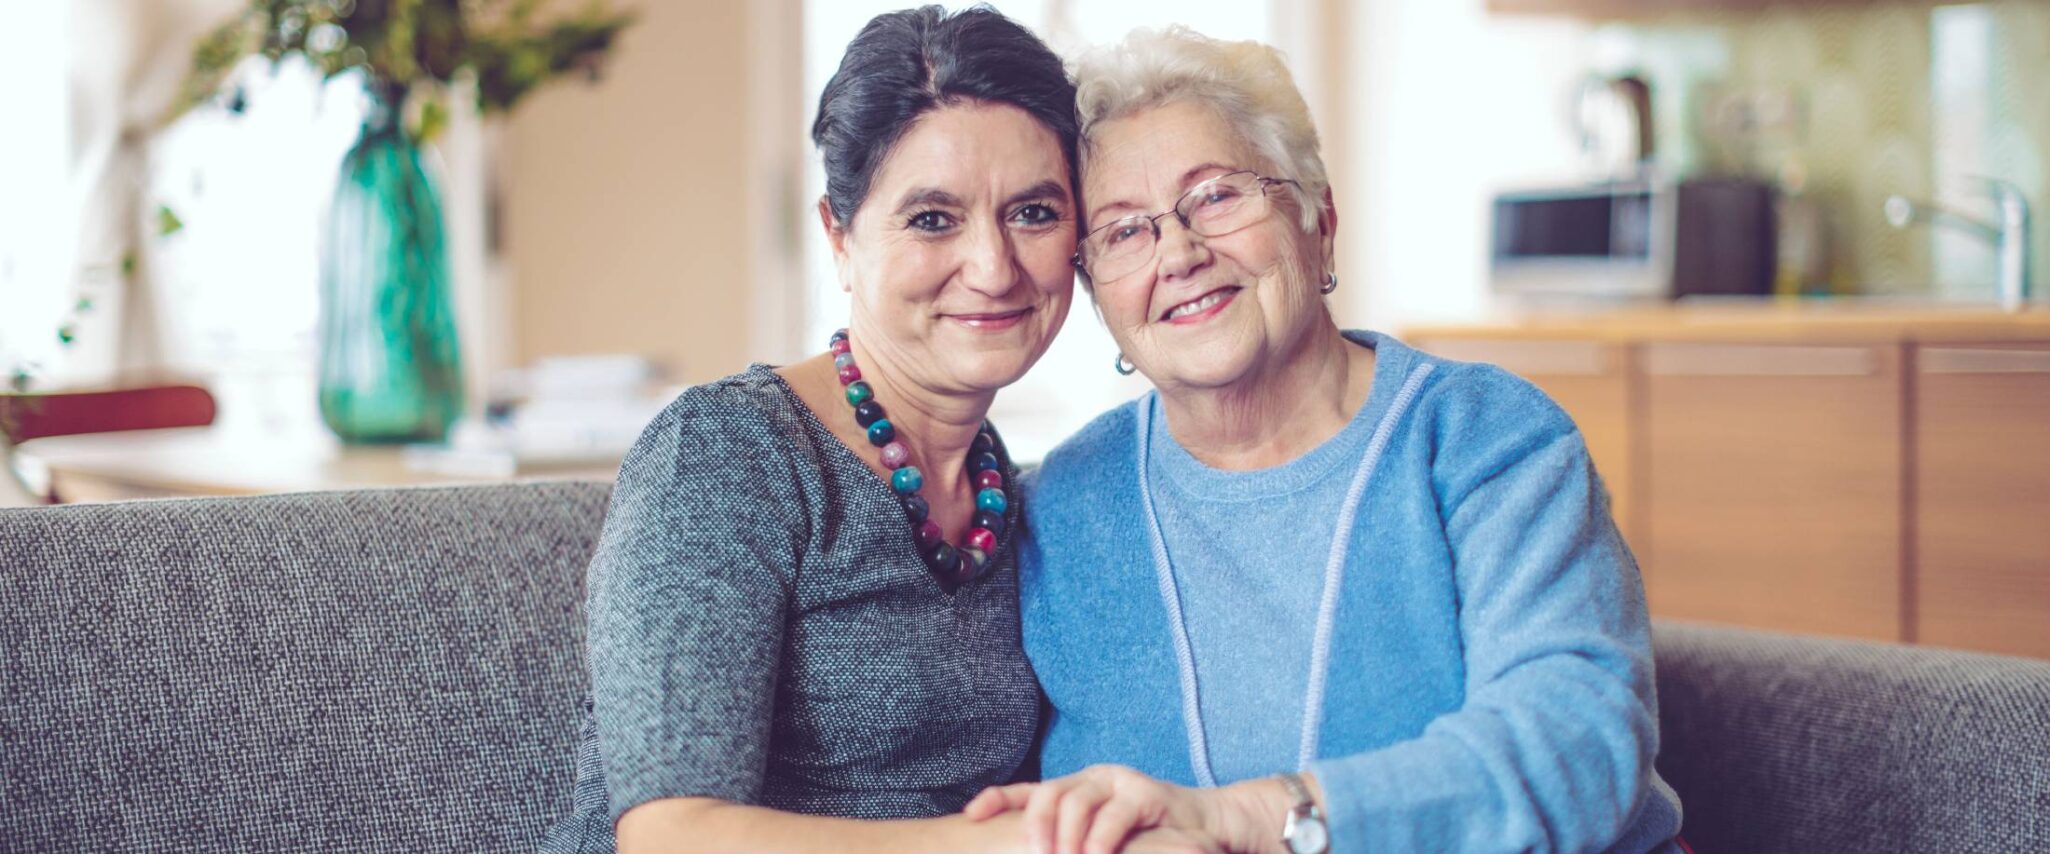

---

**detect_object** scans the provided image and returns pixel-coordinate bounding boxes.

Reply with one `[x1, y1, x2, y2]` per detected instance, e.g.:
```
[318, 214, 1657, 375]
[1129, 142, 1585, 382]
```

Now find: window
[144, 56, 370, 433]
[0, 2, 73, 384]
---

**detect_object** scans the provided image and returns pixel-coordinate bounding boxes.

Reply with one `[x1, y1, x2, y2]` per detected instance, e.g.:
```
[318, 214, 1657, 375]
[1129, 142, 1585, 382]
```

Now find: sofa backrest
[1, 482, 610, 852]
[1653, 621, 2050, 853]
[6, 483, 2047, 852]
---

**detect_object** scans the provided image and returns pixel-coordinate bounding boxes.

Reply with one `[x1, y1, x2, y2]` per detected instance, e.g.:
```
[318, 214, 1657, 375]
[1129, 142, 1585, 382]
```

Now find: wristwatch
[1278, 772, 1329, 854]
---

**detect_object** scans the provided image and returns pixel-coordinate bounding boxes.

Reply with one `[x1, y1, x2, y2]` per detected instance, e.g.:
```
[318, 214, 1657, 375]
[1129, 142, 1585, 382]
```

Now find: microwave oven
[1489, 177, 1776, 300]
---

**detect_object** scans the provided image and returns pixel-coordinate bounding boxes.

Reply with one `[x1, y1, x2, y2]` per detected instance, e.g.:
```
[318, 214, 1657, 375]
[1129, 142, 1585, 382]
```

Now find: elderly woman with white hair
[964, 26, 1686, 854]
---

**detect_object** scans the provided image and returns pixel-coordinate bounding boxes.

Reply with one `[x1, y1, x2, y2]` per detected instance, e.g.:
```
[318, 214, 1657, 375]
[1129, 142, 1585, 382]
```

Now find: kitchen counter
[1401, 300, 2050, 344]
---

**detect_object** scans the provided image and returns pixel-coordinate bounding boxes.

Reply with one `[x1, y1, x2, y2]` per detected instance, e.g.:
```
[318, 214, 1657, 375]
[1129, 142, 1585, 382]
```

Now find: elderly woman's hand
[964, 764, 1265, 854]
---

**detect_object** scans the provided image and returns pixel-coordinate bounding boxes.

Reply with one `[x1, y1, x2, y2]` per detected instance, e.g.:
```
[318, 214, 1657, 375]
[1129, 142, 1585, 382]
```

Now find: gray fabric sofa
[2, 482, 2046, 852]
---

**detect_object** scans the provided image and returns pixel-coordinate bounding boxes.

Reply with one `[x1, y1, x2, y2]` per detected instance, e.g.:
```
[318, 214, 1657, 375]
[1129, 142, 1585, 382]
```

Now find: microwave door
[1490, 185, 1670, 299]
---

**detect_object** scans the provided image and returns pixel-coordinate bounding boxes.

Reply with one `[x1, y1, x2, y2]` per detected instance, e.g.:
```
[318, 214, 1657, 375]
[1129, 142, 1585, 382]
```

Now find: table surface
[16, 426, 618, 502]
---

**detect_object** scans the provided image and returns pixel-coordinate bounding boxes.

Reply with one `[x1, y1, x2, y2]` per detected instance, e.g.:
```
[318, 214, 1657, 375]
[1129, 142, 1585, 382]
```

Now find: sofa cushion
[1653, 621, 2050, 853]
[0, 482, 610, 851]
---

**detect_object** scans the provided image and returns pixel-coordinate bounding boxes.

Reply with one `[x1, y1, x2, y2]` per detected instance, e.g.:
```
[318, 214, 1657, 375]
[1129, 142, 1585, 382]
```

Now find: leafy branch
[172, 0, 635, 137]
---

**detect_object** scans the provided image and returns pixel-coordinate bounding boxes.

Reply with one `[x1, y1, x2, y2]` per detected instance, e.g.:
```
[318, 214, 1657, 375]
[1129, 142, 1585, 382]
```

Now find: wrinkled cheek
[856, 246, 953, 310]
[1020, 238, 1079, 293]
[1099, 288, 1153, 341]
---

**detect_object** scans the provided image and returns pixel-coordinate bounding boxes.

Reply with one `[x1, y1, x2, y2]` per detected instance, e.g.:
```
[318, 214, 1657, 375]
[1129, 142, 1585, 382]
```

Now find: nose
[959, 219, 1020, 297]
[1153, 216, 1211, 282]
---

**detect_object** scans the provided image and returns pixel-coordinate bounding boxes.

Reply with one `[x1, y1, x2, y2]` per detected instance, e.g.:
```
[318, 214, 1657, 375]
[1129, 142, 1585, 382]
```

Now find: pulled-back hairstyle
[1070, 26, 1329, 232]
[811, 5, 1079, 227]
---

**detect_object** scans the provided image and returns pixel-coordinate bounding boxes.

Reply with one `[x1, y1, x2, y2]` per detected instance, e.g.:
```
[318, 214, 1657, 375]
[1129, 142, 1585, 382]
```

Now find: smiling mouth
[948, 307, 1035, 328]
[1160, 287, 1241, 322]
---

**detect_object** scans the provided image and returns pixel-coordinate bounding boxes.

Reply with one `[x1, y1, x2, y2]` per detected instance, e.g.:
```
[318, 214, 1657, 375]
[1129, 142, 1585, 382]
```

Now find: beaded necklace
[829, 328, 1009, 589]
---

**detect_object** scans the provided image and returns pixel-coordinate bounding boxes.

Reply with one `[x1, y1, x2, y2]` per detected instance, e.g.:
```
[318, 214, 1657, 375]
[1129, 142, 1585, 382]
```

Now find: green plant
[174, 0, 635, 139]
[1, 294, 95, 442]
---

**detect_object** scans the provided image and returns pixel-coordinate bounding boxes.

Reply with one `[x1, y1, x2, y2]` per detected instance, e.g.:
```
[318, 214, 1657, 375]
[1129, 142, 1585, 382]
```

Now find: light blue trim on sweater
[1131, 395, 1215, 787]
[1295, 362, 1435, 770]
[1133, 363, 1437, 786]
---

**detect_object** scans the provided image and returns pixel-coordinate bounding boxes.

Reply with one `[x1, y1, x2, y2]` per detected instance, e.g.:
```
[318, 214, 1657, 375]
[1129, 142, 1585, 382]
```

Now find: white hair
[1070, 25, 1329, 232]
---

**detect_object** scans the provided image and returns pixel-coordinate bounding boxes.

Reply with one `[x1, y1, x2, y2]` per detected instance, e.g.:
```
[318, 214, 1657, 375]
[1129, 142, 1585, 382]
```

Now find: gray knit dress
[541, 365, 1040, 851]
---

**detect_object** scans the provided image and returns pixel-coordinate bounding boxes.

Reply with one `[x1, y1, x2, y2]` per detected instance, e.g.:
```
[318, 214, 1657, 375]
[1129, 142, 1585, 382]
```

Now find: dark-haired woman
[536, 7, 1204, 853]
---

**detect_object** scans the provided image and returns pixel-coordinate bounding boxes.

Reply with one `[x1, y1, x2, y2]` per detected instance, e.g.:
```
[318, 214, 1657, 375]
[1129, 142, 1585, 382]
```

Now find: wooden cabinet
[1913, 344, 2050, 658]
[1407, 309, 2050, 654]
[1639, 343, 1905, 641]
[1410, 338, 1640, 544]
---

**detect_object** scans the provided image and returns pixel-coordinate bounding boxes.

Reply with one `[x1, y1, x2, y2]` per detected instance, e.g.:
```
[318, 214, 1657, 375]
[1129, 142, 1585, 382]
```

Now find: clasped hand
[964, 764, 1277, 854]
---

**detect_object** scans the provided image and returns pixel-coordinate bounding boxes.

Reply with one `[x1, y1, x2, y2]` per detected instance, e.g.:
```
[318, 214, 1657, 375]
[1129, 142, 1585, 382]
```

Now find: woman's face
[1081, 99, 1333, 394]
[825, 100, 1076, 398]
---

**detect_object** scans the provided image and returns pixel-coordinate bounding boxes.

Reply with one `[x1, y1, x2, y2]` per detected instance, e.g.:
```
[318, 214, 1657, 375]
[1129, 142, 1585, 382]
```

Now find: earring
[1320, 272, 1339, 295]
[1114, 353, 1137, 376]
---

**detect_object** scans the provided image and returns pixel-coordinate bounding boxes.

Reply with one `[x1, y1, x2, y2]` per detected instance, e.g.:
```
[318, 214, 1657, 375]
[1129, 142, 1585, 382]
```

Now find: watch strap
[1277, 772, 1329, 854]
[1278, 772, 1315, 811]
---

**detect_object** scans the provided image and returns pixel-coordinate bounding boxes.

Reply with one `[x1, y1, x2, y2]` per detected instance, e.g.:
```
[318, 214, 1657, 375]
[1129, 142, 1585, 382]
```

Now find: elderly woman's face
[827, 101, 1076, 396]
[1081, 99, 1332, 393]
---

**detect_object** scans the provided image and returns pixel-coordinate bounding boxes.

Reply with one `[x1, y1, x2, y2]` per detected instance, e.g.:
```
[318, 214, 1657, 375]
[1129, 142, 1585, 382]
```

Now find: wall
[503, 0, 802, 384]
[1340, 0, 1597, 333]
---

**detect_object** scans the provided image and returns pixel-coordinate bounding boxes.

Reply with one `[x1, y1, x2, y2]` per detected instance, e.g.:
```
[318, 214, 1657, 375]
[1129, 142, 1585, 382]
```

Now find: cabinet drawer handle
[1920, 348, 2050, 374]
[1644, 344, 1876, 376]
[1414, 340, 1610, 376]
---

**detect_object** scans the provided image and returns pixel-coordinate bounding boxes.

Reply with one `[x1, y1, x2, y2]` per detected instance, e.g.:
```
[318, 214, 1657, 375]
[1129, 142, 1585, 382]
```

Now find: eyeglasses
[1075, 170, 1301, 284]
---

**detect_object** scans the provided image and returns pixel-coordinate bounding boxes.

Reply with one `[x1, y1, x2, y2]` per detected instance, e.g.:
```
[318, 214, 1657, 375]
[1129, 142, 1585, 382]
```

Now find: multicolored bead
[890, 466, 923, 494]
[974, 470, 1003, 490]
[972, 432, 996, 454]
[834, 352, 856, 370]
[975, 488, 1007, 513]
[845, 381, 873, 406]
[853, 399, 885, 428]
[829, 338, 851, 356]
[965, 527, 996, 554]
[928, 541, 960, 574]
[867, 419, 896, 447]
[973, 508, 1005, 536]
[837, 365, 862, 385]
[880, 441, 910, 469]
[902, 495, 929, 524]
[960, 547, 990, 579]
[969, 452, 1001, 473]
[915, 519, 943, 551]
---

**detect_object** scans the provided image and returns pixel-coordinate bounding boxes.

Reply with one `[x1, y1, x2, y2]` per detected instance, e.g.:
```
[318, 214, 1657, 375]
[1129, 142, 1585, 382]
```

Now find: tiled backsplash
[1618, 1, 2046, 297]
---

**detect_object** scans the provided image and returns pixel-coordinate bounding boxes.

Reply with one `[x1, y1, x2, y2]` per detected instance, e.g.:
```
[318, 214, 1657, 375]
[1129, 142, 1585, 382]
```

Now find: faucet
[1885, 178, 2033, 311]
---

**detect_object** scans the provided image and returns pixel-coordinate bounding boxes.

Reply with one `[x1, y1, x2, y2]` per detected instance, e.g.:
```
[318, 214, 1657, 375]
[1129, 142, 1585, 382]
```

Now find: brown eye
[1011, 203, 1060, 226]
[908, 210, 955, 232]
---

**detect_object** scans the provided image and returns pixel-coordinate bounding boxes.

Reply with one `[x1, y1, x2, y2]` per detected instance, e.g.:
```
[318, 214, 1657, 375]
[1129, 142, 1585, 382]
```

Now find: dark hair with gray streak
[809, 5, 1079, 227]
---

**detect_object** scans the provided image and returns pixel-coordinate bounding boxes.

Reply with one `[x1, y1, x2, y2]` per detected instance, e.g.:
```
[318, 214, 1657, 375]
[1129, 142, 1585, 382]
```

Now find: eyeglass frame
[1072, 170, 1303, 284]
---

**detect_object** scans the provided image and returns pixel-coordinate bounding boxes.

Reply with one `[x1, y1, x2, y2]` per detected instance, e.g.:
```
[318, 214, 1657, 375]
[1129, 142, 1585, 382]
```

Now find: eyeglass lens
[1082, 172, 1273, 282]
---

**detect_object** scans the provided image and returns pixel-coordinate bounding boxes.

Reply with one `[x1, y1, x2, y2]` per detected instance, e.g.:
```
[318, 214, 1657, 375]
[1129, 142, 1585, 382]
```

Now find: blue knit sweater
[1019, 331, 1683, 852]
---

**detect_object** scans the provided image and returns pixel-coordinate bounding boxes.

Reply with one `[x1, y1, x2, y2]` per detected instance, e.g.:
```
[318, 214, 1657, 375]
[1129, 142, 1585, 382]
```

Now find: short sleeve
[584, 388, 809, 822]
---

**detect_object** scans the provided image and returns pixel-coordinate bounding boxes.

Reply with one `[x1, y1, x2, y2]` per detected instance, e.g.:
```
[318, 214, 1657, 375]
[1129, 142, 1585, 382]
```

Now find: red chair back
[0, 385, 218, 444]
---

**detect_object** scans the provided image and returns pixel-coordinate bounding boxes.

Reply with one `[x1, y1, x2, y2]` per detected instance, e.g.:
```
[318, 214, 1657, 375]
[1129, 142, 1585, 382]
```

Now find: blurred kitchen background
[2, 0, 2045, 656]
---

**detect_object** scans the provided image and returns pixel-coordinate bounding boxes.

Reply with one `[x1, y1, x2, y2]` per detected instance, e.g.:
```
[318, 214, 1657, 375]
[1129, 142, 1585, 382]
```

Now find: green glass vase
[318, 87, 465, 444]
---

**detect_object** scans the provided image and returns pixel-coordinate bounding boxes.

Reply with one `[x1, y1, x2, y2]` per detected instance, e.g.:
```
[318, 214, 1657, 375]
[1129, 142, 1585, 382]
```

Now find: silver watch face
[1286, 815, 1329, 854]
